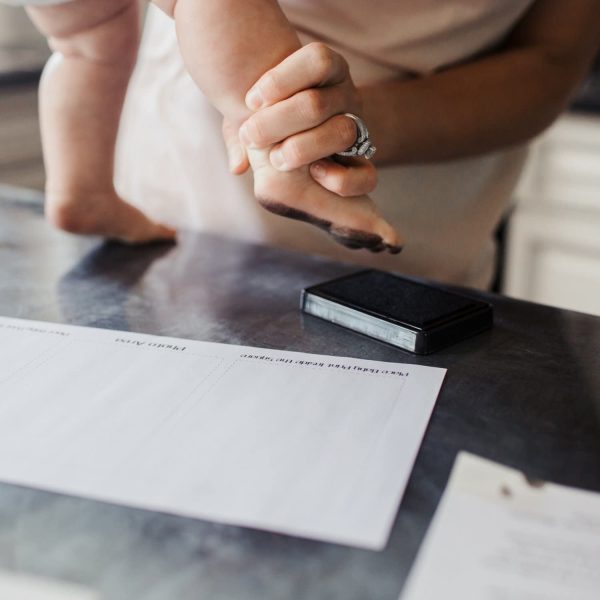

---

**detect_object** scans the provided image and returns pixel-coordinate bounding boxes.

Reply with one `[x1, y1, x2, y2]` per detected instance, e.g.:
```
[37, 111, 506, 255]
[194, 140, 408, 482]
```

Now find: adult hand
[223, 42, 377, 197]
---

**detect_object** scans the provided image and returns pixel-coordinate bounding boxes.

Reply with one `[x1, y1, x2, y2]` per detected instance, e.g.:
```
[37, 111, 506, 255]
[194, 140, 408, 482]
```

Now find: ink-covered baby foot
[248, 148, 402, 254]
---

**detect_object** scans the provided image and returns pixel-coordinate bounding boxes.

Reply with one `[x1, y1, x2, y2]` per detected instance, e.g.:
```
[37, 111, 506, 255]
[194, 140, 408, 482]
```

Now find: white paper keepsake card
[0, 316, 446, 550]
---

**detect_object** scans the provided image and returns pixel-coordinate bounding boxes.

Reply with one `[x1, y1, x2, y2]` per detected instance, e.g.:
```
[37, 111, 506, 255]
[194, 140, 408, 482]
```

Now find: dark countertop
[0, 195, 599, 600]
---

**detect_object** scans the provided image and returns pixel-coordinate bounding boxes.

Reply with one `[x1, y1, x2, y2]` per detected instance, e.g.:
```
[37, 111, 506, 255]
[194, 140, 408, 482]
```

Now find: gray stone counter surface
[0, 196, 599, 600]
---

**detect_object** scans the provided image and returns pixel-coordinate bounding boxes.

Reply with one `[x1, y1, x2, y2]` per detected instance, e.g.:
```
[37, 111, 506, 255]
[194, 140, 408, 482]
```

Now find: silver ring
[335, 113, 377, 160]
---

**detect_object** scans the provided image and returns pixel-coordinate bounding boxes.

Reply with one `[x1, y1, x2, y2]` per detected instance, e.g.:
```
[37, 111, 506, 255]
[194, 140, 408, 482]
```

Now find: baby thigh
[26, 0, 139, 65]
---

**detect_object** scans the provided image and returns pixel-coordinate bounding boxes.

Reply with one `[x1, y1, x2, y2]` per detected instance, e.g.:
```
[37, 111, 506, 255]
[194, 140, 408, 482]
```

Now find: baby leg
[154, 0, 401, 253]
[27, 0, 175, 243]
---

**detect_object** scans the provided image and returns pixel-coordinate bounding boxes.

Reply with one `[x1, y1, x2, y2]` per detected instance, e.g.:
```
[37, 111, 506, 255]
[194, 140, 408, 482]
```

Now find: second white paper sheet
[401, 453, 600, 599]
[0, 317, 446, 550]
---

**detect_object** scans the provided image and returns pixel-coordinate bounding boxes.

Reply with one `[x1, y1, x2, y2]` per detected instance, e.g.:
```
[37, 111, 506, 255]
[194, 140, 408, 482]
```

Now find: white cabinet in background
[505, 113, 600, 317]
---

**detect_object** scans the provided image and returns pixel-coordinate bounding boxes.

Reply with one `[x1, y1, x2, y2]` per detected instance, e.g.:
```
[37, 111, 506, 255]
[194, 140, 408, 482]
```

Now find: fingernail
[310, 161, 326, 178]
[270, 149, 288, 171]
[245, 87, 263, 111]
[229, 147, 244, 171]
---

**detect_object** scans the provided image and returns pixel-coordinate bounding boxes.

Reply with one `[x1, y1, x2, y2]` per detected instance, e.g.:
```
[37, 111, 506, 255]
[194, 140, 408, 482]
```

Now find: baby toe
[329, 226, 386, 252]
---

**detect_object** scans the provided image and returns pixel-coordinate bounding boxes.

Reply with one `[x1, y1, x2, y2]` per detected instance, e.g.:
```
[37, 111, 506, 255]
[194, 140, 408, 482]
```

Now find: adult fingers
[268, 114, 359, 171]
[239, 85, 357, 149]
[222, 118, 249, 174]
[245, 42, 350, 110]
[310, 158, 378, 197]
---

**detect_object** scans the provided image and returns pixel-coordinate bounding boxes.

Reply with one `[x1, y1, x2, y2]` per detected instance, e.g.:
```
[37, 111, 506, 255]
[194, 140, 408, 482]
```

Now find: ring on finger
[335, 113, 377, 160]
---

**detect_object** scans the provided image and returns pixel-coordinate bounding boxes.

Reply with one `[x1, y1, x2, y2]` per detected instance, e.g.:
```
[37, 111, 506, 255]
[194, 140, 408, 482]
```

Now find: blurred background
[1, 4, 599, 316]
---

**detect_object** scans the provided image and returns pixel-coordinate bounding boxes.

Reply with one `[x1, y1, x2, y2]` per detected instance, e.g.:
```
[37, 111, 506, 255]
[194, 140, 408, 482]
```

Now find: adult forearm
[362, 0, 600, 166]
[362, 46, 593, 165]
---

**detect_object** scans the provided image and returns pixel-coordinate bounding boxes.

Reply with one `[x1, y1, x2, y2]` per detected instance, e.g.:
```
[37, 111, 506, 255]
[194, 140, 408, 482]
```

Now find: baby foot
[46, 190, 176, 245]
[248, 148, 402, 253]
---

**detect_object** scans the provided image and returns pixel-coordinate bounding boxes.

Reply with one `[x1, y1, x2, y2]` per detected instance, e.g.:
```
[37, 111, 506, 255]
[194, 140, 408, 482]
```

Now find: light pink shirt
[117, 0, 535, 288]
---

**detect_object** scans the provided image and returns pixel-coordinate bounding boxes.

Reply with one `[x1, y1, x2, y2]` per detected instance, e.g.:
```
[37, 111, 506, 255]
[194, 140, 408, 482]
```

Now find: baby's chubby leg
[27, 0, 175, 243]
[154, 0, 401, 253]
